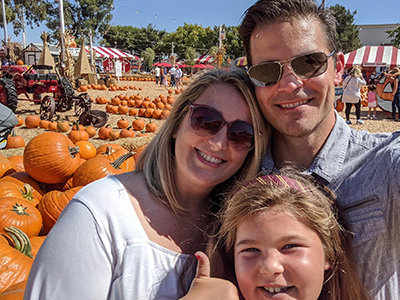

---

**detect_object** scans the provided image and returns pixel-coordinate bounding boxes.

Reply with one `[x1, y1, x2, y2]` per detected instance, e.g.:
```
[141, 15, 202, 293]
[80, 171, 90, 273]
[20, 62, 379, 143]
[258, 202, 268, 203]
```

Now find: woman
[23, 69, 269, 300]
[342, 67, 366, 125]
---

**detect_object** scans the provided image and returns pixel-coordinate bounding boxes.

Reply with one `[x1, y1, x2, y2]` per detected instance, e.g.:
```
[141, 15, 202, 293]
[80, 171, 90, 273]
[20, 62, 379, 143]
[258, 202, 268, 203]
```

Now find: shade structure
[74, 40, 93, 77]
[38, 43, 56, 72]
[234, 56, 247, 67]
[90, 47, 138, 60]
[344, 46, 400, 68]
[196, 53, 213, 64]
[193, 64, 215, 69]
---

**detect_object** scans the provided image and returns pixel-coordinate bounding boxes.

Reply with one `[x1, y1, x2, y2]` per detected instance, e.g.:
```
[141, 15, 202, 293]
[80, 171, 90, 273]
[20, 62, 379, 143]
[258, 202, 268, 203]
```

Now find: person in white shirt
[169, 65, 177, 87]
[154, 66, 161, 84]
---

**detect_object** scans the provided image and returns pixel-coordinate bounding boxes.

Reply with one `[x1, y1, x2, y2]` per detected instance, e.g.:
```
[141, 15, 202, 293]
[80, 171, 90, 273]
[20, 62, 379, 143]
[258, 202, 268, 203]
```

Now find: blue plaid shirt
[262, 111, 400, 300]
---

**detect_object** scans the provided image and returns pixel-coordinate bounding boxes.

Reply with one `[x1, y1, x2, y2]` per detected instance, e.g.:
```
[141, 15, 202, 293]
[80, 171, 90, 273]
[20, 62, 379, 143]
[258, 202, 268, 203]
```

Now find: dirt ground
[1, 79, 400, 159]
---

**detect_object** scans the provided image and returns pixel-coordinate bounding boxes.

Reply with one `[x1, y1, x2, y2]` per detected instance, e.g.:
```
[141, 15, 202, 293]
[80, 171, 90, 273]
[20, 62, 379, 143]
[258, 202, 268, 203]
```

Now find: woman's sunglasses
[189, 104, 254, 152]
[247, 50, 336, 87]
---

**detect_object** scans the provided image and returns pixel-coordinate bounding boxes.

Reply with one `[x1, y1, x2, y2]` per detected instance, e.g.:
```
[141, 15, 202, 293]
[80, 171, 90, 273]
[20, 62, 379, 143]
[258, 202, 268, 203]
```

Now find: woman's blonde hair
[135, 68, 269, 215]
[209, 168, 371, 300]
[349, 66, 362, 78]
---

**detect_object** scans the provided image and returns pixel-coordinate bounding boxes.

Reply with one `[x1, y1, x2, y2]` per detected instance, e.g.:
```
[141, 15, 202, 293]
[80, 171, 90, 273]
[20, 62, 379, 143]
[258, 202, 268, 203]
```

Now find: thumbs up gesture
[180, 251, 239, 300]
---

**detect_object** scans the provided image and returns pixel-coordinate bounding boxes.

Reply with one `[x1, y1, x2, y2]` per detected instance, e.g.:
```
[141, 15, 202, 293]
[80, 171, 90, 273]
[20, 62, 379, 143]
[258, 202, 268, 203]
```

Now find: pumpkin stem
[18, 183, 34, 202]
[4, 226, 33, 258]
[111, 152, 134, 170]
[69, 146, 80, 158]
[11, 202, 30, 216]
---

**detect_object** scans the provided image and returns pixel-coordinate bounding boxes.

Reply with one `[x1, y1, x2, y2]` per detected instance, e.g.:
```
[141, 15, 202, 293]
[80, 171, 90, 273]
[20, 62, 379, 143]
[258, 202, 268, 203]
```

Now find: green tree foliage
[141, 47, 155, 70]
[0, 0, 48, 36]
[45, 0, 114, 44]
[329, 4, 362, 53]
[185, 46, 197, 67]
[220, 25, 244, 59]
[103, 24, 166, 58]
[387, 27, 400, 48]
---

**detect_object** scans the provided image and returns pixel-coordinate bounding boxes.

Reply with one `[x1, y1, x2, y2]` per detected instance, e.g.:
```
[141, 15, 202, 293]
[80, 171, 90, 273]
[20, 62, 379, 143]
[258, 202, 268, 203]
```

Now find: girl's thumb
[194, 251, 210, 279]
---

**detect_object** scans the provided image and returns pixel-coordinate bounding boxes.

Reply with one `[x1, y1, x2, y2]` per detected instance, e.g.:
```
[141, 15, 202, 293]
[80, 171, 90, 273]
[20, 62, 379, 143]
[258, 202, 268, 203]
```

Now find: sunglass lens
[291, 52, 328, 79]
[228, 122, 254, 151]
[249, 62, 281, 86]
[191, 107, 222, 135]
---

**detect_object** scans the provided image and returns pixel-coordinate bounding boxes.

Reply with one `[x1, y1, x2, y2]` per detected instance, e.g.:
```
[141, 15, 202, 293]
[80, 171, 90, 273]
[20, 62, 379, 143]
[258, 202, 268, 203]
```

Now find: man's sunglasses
[247, 50, 336, 87]
[189, 104, 254, 152]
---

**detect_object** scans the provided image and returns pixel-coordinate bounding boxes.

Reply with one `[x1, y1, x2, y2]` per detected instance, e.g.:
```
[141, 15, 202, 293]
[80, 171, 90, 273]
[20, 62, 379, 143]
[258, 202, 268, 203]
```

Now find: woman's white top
[342, 75, 367, 103]
[24, 176, 195, 300]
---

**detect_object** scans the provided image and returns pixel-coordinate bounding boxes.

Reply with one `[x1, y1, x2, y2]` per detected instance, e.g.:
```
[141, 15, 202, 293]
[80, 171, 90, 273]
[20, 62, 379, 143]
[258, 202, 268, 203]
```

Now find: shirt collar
[262, 111, 351, 184]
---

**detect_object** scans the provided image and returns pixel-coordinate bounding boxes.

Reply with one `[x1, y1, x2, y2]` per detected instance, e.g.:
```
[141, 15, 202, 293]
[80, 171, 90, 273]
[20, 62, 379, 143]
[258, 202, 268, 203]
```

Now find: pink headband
[246, 174, 309, 193]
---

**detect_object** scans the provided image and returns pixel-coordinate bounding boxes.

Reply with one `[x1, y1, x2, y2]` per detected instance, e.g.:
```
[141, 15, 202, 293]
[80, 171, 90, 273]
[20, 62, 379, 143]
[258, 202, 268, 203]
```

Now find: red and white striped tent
[196, 53, 213, 64]
[344, 46, 400, 68]
[87, 47, 139, 73]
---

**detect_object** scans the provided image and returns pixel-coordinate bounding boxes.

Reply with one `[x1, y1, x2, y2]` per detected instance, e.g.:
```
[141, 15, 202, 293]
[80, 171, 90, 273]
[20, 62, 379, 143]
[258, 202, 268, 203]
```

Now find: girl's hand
[180, 251, 239, 300]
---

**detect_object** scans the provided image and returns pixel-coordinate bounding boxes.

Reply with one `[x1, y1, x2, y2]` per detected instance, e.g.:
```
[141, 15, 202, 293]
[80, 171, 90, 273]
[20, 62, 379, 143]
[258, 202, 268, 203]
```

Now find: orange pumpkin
[0, 227, 33, 294]
[16, 116, 24, 127]
[119, 127, 135, 139]
[117, 118, 130, 129]
[68, 126, 89, 144]
[5, 130, 25, 149]
[75, 141, 96, 160]
[0, 154, 16, 178]
[145, 121, 157, 133]
[57, 121, 70, 133]
[0, 172, 44, 195]
[23, 132, 81, 184]
[6, 155, 25, 172]
[132, 118, 145, 131]
[98, 125, 113, 140]
[38, 186, 82, 234]
[85, 125, 97, 138]
[0, 181, 41, 206]
[0, 279, 27, 298]
[24, 115, 40, 129]
[39, 119, 50, 129]
[0, 197, 42, 237]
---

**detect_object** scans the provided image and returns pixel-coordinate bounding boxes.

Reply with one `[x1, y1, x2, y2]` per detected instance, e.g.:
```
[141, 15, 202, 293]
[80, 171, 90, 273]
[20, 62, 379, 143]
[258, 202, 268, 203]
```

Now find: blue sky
[4, 0, 400, 46]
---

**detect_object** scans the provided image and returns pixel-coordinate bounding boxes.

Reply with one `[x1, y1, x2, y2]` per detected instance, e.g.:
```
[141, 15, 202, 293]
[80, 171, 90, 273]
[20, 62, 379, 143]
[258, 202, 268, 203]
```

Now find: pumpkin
[0, 155, 16, 178]
[0, 227, 33, 294]
[23, 132, 81, 184]
[117, 118, 129, 129]
[128, 108, 138, 116]
[119, 126, 135, 139]
[16, 60, 24, 66]
[0, 172, 44, 196]
[97, 146, 135, 172]
[161, 110, 171, 119]
[71, 121, 85, 131]
[145, 121, 157, 133]
[56, 121, 70, 133]
[6, 156, 25, 172]
[75, 141, 96, 160]
[0, 197, 42, 237]
[5, 131, 25, 149]
[98, 124, 112, 140]
[68, 126, 89, 144]
[0, 178, 42, 202]
[16, 117, 23, 127]
[39, 119, 50, 129]
[132, 144, 148, 162]
[30, 236, 46, 258]
[108, 130, 120, 141]
[24, 115, 40, 129]
[132, 118, 145, 131]
[0, 280, 27, 299]
[38, 186, 82, 234]
[73, 153, 134, 187]
[47, 121, 58, 131]
[85, 125, 97, 138]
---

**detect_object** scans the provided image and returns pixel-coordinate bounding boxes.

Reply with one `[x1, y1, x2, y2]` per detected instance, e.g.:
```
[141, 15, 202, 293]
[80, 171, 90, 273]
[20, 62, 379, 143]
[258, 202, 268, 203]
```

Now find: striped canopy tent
[90, 47, 139, 60]
[233, 56, 247, 67]
[196, 53, 214, 64]
[344, 46, 400, 68]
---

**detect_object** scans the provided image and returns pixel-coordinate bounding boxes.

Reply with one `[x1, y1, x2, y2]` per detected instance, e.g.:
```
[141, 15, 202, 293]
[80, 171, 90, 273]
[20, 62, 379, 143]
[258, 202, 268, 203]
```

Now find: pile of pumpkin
[0, 131, 147, 297]
[78, 83, 144, 92]
[99, 93, 175, 121]
[360, 85, 369, 107]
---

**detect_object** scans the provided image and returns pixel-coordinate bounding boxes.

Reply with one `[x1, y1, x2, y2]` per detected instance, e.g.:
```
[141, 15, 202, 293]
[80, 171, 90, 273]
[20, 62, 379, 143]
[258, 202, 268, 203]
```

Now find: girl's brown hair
[209, 168, 371, 300]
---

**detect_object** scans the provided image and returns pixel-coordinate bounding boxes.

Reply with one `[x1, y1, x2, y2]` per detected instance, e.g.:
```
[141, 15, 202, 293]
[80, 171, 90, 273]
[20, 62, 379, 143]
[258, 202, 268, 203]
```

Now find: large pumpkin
[38, 186, 82, 234]
[0, 227, 33, 294]
[0, 172, 44, 196]
[23, 132, 81, 184]
[0, 280, 27, 299]
[0, 197, 42, 237]
[0, 155, 16, 178]
[0, 182, 41, 206]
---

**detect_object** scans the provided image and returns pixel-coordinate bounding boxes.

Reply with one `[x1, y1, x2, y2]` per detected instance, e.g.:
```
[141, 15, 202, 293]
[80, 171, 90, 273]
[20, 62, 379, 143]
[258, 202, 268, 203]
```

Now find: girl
[367, 85, 377, 120]
[183, 169, 370, 300]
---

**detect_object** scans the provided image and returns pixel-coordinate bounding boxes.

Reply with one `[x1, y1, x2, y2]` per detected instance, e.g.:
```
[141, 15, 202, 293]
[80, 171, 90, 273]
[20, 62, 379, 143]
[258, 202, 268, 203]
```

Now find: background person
[367, 84, 377, 120]
[341, 67, 367, 124]
[24, 69, 268, 300]
[238, 0, 400, 298]
[154, 65, 161, 84]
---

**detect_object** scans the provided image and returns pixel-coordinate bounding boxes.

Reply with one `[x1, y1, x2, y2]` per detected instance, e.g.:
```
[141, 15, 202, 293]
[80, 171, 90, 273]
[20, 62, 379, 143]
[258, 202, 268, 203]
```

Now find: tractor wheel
[40, 95, 56, 120]
[59, 77, 75, 98]
[0, 78, 18, 112]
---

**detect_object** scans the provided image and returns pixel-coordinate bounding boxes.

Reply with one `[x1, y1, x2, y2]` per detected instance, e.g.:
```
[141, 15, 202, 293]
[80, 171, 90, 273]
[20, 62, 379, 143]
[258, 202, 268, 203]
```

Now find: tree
[45, 0, 114, 44]
[141, 47, 155, 71]
[387, 27, 400, 48]
[329, 4, 362, 53]
[185, 46, 197, 67]
[220, 25, 244, 60]
[0, 0, 48, 36]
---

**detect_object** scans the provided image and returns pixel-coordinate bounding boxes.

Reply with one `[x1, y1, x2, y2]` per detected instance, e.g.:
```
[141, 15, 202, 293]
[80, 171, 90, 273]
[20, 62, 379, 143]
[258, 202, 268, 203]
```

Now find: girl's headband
[246, 174, 309, 193]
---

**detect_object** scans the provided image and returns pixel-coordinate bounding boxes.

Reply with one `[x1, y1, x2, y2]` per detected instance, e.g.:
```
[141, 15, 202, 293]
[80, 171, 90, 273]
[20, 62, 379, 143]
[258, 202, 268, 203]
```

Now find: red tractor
[0, 64, 107, 127]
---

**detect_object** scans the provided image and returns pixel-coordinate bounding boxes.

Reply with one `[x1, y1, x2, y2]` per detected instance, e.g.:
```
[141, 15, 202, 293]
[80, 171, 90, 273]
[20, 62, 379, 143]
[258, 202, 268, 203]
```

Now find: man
[175, 65, 183, 88]
[240, 1, 400, 299]
[169, 65, 177, 87]
[154, 66, 161, 85]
